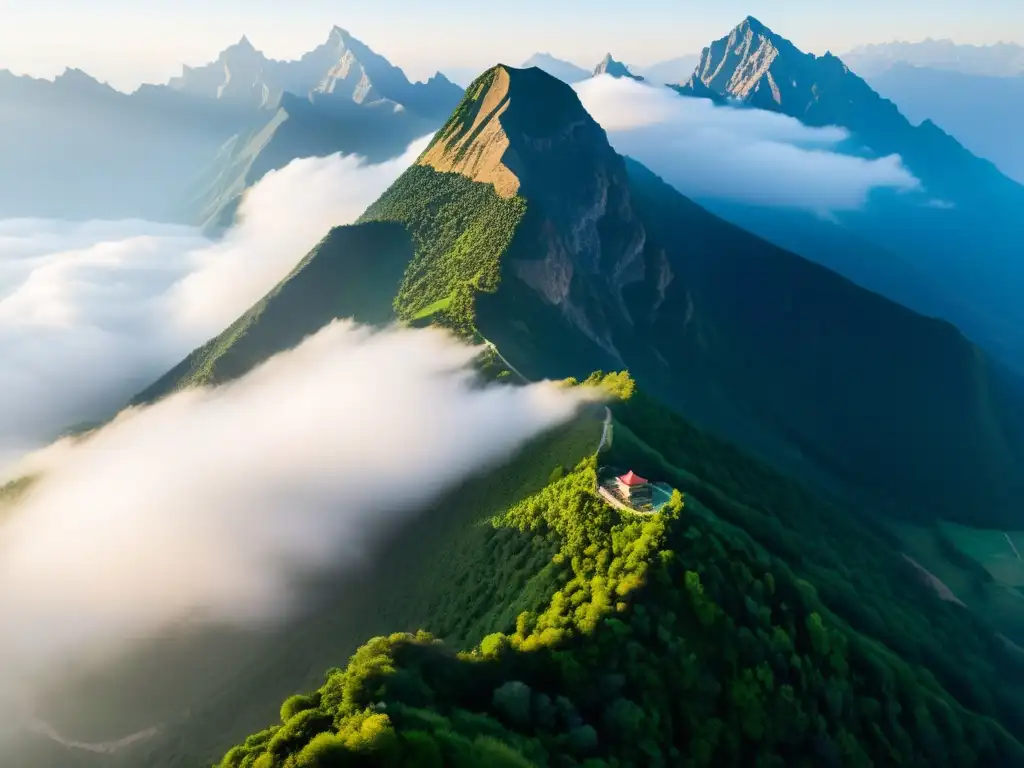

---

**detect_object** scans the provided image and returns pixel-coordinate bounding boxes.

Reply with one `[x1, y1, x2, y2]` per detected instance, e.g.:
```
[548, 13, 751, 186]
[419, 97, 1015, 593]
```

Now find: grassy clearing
[410, 295, 453, 320]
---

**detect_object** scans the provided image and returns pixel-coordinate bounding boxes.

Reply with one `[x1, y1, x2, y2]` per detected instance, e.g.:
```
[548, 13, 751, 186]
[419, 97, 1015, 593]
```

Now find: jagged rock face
[169, 36, 280, 109]
[682, 16, 906, 134]
[315, 51, 380, 104]
[422, 66, 646, 283]
[421, 65, 649, 351]
[695, 17, 789, 100]
[167, 27, 462, 116]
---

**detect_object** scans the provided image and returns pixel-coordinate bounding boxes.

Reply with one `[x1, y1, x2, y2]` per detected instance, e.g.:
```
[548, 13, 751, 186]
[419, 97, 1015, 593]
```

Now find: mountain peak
[328, 25, 353, 44]
[740, 15, 769, 33]
[680, 18, 911, 131]
[593, 53, 644, 81]
[418, 64, 596, 198]
[725, 15, 790, 55]
[679, 17, 827, 106]
[52, 67, 113, 93]
[426, 71, 455, 85]
[221, 34, 263, 62]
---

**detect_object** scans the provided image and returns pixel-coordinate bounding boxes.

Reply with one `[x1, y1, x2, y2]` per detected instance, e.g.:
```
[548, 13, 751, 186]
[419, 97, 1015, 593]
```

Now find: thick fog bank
[575, 75, 919, 214]
[0, 135, 431, 462]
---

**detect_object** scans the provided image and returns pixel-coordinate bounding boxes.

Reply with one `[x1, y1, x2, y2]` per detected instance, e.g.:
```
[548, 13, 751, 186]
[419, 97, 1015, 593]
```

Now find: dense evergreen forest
[219, 374, 1024, 767]
[359, 164, 526, 335]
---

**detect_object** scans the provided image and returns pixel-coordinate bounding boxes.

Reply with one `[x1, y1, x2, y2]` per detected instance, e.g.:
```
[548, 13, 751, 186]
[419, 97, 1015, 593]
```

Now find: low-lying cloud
[0, 136, 430, 462]
[574, 75, 919, 213]
[0, 320, 598, 702]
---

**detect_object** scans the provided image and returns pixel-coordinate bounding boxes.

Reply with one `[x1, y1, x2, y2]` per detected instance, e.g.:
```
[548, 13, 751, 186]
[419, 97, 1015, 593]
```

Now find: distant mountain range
[520, 52, 697, 85]
[633, 54, 700, 84]
[842, 38, 1024, 77]
[670, 16, 1024, 377]
[519, 53, 591, 84]
[0, 28, 461, 225]
[142, 62, 1024, 535]
[864, 63, 1024, 183]
[0, 68, 260, 222]
[169, 27, 460, 120]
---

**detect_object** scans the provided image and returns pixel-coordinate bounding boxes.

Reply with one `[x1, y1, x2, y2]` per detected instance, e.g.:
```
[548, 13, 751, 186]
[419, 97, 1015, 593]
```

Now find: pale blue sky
[2, 0, 1022, 89]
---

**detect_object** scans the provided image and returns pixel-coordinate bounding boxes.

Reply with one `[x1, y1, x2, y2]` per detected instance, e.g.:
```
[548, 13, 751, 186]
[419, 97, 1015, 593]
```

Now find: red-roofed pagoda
[616, 470, 652, 506]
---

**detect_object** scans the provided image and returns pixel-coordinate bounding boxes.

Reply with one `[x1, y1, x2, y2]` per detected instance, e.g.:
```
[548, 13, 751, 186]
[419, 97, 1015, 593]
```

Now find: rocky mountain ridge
[592, 54, 644, 81]
[168, 26, 461, 117]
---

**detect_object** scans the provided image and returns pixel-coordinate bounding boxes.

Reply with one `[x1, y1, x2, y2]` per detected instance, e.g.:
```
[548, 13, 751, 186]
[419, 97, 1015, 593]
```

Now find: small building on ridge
[616, 470, 652, 506]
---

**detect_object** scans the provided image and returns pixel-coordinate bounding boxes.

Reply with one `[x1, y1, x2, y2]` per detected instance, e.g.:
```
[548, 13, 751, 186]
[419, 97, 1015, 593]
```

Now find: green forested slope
[218, 377, 1024, 767]
[94, 412, 603, 768]
[134, 221, 413, 403]
[358, 165, 526, 335]
[138, 164, 526, 403]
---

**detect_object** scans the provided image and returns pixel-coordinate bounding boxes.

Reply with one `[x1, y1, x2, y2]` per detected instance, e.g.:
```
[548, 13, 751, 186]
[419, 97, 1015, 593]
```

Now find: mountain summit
[677, 16, 861, 114]
[416, 64, 621, 204]
[592, 54, 644, 81]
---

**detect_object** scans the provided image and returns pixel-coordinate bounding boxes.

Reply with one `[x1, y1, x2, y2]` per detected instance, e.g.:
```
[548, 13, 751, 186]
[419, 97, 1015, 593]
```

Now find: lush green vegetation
[219, 376, 1024, 767]
[608, 391, 1024, 740]
[118, 412, 601, 767]
[359, 165, 526, 336]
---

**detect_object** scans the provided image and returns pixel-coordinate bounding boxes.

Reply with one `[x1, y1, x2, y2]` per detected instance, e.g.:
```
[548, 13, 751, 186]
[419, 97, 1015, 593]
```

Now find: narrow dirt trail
[597, 407, 612, 452]
[0, 693, 162, 758]
[24, 715, 160, 754]
[1005, 532, 1022, 561]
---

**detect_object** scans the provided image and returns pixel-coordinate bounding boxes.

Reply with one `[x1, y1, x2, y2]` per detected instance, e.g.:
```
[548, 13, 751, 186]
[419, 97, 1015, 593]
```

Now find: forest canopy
[220, 376, 1024, 767]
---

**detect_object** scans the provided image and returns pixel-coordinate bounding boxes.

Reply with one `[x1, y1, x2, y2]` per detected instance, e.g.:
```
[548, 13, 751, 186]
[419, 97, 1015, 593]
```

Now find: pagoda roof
[617, 470, 649, 486]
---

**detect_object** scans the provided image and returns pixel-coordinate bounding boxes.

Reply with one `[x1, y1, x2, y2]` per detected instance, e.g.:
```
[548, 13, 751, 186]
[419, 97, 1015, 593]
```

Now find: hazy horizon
[2, 0, 1022, 91]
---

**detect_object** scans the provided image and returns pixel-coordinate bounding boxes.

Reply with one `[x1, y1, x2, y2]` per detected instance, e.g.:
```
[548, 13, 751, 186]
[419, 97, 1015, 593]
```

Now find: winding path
[0, 694, 161, 757]
[24, 716, 160, 755]
[597, 407, 612, 452]
[482, 339, 527, 381]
